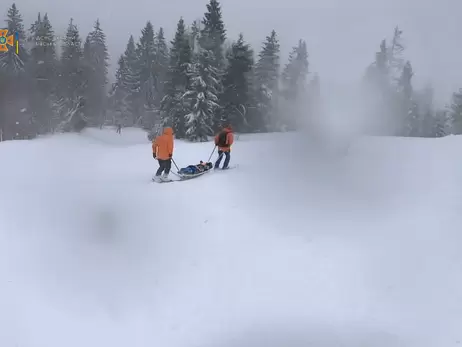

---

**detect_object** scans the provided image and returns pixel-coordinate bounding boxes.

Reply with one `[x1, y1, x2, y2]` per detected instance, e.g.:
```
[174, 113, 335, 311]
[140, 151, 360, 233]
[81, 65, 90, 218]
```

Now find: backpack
[217, 131, 229, 147]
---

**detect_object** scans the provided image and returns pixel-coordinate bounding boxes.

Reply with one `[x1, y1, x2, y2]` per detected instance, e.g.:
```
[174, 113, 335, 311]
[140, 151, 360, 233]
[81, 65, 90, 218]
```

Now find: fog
[12, 0, 462, 105]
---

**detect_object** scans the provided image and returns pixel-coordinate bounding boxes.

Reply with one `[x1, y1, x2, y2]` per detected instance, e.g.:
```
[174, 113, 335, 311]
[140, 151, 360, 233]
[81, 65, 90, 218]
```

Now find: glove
[153, 153, 156, 159]
[169, 153, 172, 158]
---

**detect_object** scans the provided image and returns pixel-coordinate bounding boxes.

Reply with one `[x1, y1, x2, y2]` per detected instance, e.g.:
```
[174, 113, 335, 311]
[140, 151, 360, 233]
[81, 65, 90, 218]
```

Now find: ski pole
[171, 158, 180, 172]
[207, 145, 217, 162]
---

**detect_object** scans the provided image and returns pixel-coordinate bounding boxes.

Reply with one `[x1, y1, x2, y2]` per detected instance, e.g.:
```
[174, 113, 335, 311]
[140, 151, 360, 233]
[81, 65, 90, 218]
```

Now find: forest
[0, 0, 460, 141]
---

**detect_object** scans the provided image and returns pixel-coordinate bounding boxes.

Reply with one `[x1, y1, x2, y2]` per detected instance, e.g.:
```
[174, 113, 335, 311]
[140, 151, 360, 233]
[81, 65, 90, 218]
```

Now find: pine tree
[183, 49, 220, 141]
[365, 39, 389, 91]
[153, 27, 168, 105]
[161, 17, 192, 138]
[199, 0, 226, 68]
[280, 39, 309, 130]
[281, 40, 308, 99]
[254, 30, 280, 132]
[0, 3, 27, 73]
[56, 18, 86, 132]
[28, 12, 41, 41]
[189, 20, 200, 53]
[82, 19, 109, 127]
[434, 109, 451, 137]
[109, 35, 139, 126]
[221, 33, 253, 132]
[450, 88, 462, 134]
[398, 61, 418, 136]
[387, 26, 404, 83]
[28, 12, 58, 133]
[109, 55, 129, 126]
[135, 21, 158, 130]
[198, 0, 226, 128]
[0, 4, 32, 140]
[362, 36, 404, 136]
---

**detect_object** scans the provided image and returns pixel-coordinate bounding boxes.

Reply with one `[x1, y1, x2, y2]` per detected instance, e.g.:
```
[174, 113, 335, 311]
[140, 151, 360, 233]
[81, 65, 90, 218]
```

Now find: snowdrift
[1, 128, 461, 347]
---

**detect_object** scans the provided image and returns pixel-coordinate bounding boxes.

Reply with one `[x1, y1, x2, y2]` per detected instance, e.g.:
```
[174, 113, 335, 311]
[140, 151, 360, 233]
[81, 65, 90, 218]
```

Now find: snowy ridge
[1, 128, 462, 347]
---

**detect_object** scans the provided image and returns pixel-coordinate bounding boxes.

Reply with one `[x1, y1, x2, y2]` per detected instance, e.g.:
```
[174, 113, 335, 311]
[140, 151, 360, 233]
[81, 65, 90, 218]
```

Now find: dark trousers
[156, 159, 171, 176]
[214, 150, 230, 168]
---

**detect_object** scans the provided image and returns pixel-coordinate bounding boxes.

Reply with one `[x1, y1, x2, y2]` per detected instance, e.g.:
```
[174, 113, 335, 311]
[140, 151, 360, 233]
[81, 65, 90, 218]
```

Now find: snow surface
[1, 127, 462, 347]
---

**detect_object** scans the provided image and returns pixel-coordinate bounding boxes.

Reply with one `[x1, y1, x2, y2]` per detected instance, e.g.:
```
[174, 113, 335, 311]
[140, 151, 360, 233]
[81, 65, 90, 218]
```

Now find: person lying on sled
[178, 161, 213, 175]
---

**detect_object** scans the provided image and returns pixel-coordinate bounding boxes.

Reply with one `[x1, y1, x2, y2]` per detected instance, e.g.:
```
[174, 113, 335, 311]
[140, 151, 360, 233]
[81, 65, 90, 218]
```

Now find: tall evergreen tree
[387, 26, 405, 83]
[398, 61, 418, 136]
[135, 21, 157, 130]
[199, 0, 226, 68]
[220, 33, 253, 132]
[109, 55, 130, 126]
[56, 18, 86, 132]
[198, 0, 226, 128]
[434, 109, 451, 137]
[280, 39, 309, 130]
[281, 40, 308, 100]
[449, 88, 462, 134]
[189, 20, 200, 53]
[28, 12, 58, 133]
[153, 27, 168, 106]
[0, 4, 32, 140]
[161, 17, 192, 138]
[83, 19, 109, 127]
[0, 3, 27, 73]
[362, 35, 407, 136]
[109, 35, 139, 126]
[254, 30, 280, 131]
[183, 50, 220, 141]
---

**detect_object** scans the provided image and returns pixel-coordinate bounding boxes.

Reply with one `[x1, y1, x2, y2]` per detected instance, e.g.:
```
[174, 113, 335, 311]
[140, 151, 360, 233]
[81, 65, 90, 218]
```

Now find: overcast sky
[7, 0, 462, 105]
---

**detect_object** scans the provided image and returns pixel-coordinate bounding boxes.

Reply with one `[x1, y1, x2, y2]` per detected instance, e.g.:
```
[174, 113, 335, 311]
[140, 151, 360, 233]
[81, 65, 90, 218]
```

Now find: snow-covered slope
[1, 128, 462, 347]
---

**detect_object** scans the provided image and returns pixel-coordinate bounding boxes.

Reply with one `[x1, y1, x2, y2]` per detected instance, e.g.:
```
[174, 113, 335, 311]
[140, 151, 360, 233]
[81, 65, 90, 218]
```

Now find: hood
[163, 127, 173, 135]
[224, 126, 232, 132]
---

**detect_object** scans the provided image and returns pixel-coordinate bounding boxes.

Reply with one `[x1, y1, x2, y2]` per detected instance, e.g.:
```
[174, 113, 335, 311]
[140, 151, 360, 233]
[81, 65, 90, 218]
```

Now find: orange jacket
[152, 127, 174, 160]
[214, 127, 234, 152]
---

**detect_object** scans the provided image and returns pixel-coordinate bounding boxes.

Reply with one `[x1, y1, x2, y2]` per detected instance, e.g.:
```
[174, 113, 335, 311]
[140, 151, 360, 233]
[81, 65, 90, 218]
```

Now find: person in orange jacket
[152, 127, 174, 179]
[214, 125, 234, 169]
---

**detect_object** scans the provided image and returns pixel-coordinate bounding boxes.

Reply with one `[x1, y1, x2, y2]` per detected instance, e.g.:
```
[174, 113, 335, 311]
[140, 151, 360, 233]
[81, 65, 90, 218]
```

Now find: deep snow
[1, 128, 462, 347]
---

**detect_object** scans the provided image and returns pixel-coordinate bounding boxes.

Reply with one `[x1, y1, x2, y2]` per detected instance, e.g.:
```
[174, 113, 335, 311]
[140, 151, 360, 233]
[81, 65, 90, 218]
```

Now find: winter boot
[152, 174, 161, 182]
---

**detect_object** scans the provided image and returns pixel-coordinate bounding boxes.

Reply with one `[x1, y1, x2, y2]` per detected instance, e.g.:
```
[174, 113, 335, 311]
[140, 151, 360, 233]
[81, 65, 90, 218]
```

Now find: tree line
[0, 1, 461, 141]
[362, 27, 455, 137]
[0, 1, 315, 141]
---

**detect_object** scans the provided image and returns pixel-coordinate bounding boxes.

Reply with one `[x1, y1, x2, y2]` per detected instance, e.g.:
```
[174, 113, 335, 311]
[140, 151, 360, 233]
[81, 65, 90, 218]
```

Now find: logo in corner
[0, 29, 15, 52]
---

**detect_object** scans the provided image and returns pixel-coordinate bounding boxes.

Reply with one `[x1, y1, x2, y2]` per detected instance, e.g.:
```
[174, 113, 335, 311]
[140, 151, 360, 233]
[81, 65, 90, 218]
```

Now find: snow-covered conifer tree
[449, 88, 462, 134]
[28, 12, 58, 133]
[161, 17, 192, 138]
[221, 33, 253, 132]
[82, 19, 109, 127]
[254, 30, 280, 131]
[183, 49, 220, 141]
[55, 18, 86, 132]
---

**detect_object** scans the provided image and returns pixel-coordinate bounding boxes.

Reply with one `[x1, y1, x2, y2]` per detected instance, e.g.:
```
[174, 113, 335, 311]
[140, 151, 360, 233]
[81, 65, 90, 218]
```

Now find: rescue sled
[175, 161, 213, 180]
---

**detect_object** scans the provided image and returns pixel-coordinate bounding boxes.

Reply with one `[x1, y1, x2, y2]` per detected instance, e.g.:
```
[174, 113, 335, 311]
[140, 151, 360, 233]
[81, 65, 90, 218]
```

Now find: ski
[152, 177, 174, 183]
[215, 164, 238, 170]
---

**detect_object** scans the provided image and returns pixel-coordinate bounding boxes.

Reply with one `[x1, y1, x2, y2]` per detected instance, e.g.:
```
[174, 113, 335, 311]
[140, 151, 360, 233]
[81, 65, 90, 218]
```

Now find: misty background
[15, 0, 461, 104]
[1, 0, 461, 143]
